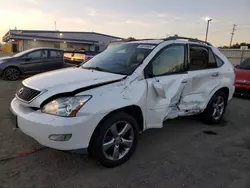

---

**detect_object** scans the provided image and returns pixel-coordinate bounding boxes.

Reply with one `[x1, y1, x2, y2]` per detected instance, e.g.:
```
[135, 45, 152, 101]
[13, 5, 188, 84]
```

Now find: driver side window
[151, 45, 186, 76]
[26, 50, 42, 59]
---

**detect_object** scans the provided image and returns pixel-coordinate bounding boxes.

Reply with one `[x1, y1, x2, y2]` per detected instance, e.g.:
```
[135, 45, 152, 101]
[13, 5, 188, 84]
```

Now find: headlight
[41, 95, 92, 117]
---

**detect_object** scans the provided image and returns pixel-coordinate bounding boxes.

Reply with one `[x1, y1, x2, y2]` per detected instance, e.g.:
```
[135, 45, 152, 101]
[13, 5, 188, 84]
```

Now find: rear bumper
[235, 83, 250, 91]
[234, 84, 250, 96]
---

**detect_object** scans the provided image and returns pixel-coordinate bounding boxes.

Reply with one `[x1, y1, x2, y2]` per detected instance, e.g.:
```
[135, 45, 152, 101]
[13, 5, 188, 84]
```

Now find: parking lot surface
[1, 79, 250, 188]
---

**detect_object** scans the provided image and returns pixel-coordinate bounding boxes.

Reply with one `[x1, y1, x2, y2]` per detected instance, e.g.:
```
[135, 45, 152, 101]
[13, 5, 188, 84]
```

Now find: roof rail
[111, 38, 164, 43]
[165, 36, 212, 46]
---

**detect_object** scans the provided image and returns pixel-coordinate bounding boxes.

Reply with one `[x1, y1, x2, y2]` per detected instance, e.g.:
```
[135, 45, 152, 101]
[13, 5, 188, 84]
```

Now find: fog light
[48, 134, 72, 141]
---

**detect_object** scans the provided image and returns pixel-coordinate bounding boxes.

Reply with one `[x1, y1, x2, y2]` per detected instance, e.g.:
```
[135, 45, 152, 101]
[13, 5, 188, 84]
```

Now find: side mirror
[234, 64, 240, 68]
[21, 57, 31, 61]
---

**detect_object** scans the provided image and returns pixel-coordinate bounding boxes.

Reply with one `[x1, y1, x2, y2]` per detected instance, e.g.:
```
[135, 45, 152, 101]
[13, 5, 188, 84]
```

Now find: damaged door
[144, 44, 188, 129]
[179, 45, 222, 111]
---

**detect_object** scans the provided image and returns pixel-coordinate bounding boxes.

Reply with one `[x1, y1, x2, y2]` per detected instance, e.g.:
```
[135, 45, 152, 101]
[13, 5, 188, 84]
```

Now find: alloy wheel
[102, 121, 135, 161]
[5, 68, 20, 80]
[212, 96, 225, 120]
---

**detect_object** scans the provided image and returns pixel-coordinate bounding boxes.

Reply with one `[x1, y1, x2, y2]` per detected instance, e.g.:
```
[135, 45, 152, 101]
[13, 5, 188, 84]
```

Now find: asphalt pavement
[0, 79, 250, 188]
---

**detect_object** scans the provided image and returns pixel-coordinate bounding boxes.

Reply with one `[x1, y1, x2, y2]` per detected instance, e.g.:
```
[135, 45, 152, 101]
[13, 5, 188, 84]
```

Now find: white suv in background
[11, 37, 235, 167]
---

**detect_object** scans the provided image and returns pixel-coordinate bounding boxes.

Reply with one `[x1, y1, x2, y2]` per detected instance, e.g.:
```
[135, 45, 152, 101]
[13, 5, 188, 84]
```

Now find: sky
[0, 0, 250, 46]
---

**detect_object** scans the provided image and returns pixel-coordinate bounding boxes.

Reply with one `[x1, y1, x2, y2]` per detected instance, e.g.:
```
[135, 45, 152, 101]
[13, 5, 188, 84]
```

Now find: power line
[229, 24, 236, 47]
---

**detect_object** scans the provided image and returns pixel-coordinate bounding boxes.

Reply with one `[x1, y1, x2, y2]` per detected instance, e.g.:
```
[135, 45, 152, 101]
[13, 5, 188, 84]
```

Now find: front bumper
[10, 98, 104, 151]
[0, 68, 3, 76]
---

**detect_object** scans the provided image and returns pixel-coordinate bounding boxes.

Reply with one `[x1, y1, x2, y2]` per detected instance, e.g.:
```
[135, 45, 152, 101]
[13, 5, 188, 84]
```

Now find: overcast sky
[0, 0, 250, 46]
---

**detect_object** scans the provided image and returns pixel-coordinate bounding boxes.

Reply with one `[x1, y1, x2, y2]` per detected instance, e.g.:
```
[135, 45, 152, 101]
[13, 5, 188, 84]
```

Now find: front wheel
[90, 112, 138, 168]
[201, 91, 227, 124]
[3, 67, 20, 81]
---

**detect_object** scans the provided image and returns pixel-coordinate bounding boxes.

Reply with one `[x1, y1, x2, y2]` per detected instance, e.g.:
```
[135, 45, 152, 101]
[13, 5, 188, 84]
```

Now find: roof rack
[165, 36, 212, 46]
[111, 38, 164, 43]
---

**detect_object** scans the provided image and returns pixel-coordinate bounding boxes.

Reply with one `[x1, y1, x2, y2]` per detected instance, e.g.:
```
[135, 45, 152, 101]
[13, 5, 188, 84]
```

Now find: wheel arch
[3, 66, 22, 74]
[205, 86, 230, 109]
[88, 105, 144, 151]
[217, 87, 229, 100]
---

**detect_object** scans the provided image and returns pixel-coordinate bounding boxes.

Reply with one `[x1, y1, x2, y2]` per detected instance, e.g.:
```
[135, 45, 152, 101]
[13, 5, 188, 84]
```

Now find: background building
[2, 30, 122, 53]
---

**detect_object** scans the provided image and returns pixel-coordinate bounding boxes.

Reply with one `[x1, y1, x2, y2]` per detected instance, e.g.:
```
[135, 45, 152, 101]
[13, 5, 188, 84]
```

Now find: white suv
[11, 37, 235, 167]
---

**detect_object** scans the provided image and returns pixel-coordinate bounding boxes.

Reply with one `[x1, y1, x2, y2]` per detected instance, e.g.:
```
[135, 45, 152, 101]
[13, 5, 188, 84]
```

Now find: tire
[3, 67, 20, 81]
[90, 112, 138, 168]
[201, 91, 227, 124]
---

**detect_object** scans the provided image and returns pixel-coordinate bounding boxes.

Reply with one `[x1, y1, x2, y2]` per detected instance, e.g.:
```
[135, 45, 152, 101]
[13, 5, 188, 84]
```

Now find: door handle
[181, 79, 188, 83]
[211, 72, 219, 77]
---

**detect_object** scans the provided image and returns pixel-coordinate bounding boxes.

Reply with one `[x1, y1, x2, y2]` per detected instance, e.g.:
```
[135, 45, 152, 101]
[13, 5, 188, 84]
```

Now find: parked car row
[10, 36, 236, 167]
[64, 50, 99, 65]
[0, 48, 99, 81]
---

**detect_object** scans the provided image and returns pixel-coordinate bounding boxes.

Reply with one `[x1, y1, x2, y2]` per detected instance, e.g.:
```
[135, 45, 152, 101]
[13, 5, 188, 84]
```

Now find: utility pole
[229, 24, 237, 47]
[54, 21, 57, 31]
[205, 18, 212, 42]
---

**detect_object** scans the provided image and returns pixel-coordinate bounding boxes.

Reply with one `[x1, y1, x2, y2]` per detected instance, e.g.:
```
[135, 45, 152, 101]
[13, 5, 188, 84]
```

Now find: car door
[43, 50, 64, 71]
[179, 44, 222, 110]
[144, 44, 189, 129]
[19, 50, 45, 74]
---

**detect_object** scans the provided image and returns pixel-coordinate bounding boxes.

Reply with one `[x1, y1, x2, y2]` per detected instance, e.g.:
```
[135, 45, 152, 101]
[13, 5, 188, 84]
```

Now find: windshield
[240, 58, 250, 70]
[81, 43, 156, 75]
[107, 41, 125, 49]
[12, 48, 37, 57]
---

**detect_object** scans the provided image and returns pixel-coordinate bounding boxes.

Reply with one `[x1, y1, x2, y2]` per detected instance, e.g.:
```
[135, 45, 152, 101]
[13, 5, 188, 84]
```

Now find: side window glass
[207, 49, 218, 68]
[152, 45, 185, 76]
[27, 51, 42, 59]
[189, 46, 208, 71]
[50, 51, 62, 58]
[216, 56, 224, 67]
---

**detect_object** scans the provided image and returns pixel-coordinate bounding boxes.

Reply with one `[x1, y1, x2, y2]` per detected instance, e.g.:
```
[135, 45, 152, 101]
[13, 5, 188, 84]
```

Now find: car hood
[235, 68, 250, 80]
[23, 67, 125, 91]
[0, 56, 12, 62]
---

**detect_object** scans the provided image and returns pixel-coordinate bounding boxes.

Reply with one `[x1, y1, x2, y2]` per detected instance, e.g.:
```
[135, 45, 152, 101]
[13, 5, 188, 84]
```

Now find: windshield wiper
[81, 66, 128, 75]
[81, 66, 111, 73]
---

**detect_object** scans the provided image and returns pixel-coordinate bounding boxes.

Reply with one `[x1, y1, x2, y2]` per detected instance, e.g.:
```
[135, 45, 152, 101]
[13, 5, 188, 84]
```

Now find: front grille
[16, 84, 41, 102]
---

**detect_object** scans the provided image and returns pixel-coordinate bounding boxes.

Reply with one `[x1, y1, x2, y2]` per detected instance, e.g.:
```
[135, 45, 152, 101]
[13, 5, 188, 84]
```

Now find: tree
[217, 42, 250, 49]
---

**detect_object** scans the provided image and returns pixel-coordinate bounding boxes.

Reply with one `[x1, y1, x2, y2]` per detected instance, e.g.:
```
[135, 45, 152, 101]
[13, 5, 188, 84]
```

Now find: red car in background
[234, 58, 250, 96]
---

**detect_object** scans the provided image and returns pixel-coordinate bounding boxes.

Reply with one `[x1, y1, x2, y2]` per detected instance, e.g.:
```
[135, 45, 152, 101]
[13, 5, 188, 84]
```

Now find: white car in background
[11, 37, 235, 167]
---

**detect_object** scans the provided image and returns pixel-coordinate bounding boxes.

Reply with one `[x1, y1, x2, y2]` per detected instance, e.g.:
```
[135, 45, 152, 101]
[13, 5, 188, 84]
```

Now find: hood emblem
[18, 87, 24, 95]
